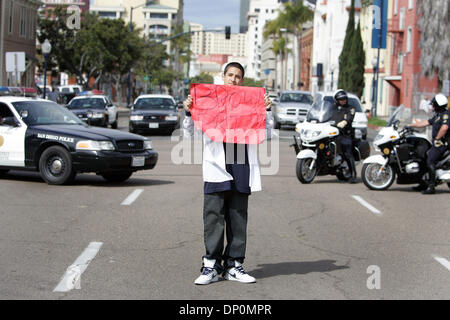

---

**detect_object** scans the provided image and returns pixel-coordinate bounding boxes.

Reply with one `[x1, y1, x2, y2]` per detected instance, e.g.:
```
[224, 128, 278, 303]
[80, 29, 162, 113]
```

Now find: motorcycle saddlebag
[355, 140, 371, 160]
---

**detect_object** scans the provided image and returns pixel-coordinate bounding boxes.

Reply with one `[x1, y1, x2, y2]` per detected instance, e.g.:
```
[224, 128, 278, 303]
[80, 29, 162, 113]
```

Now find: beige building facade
[360, 1, 393, 116]
[188, 22, 247, 57]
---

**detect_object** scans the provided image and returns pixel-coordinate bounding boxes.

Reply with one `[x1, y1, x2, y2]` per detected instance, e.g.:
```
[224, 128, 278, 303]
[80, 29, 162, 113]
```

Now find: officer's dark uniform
[332, 103, 357, 182]
[424, 109, 450, 192]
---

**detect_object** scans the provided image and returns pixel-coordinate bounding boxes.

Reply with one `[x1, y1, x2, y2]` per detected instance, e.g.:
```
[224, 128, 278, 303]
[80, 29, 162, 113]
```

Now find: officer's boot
[422, 166, 436, 195]
[349, 158, 357, 184]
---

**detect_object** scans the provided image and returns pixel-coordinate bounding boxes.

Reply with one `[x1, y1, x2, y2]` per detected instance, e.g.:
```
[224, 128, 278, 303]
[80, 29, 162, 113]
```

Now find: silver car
[273, 91, 314, 129]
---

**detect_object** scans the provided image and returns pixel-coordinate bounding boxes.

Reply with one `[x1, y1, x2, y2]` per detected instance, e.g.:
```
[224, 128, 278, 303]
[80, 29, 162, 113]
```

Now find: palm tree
[264, 16, 289, 91]
[282, 1, 314, 90]
[264, 2, 313, 91]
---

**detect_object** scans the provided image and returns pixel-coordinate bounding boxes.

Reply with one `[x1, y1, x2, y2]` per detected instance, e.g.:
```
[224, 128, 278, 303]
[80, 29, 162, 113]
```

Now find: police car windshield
[68, 98, 105, 109]
[134, 98, 176, 110]
[12, 101, 84, 126]
[280, 93, 313, 104]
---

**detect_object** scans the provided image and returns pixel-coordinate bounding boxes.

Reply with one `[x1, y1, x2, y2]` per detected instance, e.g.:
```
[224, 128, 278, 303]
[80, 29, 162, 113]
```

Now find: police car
[67, 95, 118, 129]
[0, 97, 158, 185]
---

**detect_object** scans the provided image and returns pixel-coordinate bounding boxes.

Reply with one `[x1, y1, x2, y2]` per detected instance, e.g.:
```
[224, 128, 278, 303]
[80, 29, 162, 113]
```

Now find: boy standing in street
[183, 62, 272, 285]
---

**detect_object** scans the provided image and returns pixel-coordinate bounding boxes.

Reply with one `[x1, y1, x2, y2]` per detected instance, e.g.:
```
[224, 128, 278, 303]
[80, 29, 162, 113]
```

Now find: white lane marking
[121, 189, 144, 206]
[352, 195, 382, 216]
[433, 255, 450, 271]
[53, 242, 103, 293]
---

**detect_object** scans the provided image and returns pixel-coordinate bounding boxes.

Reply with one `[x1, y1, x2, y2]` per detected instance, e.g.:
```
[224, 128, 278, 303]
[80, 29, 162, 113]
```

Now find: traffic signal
[225, 26, 231, 40]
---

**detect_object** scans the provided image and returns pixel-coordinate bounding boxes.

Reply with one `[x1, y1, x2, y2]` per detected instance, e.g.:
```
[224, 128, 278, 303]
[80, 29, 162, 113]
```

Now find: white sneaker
[223, 261, 256, 283]
[194, 258, 219, 285]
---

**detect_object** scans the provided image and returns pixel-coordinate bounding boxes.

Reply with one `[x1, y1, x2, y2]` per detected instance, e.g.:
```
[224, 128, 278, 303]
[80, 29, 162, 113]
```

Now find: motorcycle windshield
[386, 105, 405, 127]
[306, 98, 335, 123]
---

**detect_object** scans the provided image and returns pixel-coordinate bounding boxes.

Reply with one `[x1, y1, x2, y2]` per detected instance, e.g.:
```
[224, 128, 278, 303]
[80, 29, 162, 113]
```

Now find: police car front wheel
[39, 146, 76, 185]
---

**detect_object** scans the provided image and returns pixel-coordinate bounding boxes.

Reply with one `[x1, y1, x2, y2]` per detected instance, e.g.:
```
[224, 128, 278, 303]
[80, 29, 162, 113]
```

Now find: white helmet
[431, 93, 448, 112]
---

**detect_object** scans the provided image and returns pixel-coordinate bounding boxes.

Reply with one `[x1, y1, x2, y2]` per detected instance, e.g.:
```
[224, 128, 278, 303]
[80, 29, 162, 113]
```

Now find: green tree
[417, 0, 449, 82]
[38, 9, 145, 101]
[190, 73, 214, 84]
[338, 0, 356, 91]
[283, 1, 314, 89]
[243, 78, 265, 87]
[348, 21, 366, 98]
[264, 3, 313, 91]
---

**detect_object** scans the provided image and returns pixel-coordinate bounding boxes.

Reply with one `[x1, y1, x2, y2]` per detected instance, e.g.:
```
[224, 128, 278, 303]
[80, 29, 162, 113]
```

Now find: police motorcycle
[361, 106, 450, 190]
[291, 99, 370, 183]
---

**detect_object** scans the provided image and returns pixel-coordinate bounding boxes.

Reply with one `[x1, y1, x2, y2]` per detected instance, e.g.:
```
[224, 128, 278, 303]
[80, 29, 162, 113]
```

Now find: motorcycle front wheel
[296, 158, 317, 184]
[362, 163, 395, 190]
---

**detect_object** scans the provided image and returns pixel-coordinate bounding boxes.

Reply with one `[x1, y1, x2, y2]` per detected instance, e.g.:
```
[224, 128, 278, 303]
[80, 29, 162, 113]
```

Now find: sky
[183, 0, 241, 33]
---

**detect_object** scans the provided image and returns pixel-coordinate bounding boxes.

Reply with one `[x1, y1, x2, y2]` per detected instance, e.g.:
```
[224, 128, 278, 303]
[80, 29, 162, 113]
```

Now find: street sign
[371, 0, 388, 49]
[5, 52, 26, 72]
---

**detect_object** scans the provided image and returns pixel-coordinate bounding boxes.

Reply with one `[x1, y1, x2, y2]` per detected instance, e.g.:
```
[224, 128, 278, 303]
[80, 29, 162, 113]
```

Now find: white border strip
[433, 255, 450, 271]
[121, 189, 144, 206]
[53, 242, 103, 293]
[352, 195, 382, 216]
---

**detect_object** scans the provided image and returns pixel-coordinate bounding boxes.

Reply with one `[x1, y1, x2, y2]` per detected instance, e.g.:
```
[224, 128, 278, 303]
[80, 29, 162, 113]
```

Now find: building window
[399, 7, 405, 30]
[8, 0, 14, 34]
[150, 13, 169, 19]
[397, 53, 404, 74]
[20, 6, 26, 38]
[406, 27, 413, 52]
[255, 8, 260, 12]
[99, 11, 117, 18]
[29, 10, 34, 39]
[394, 0, 398, 15]
[408, 0, 414, 10]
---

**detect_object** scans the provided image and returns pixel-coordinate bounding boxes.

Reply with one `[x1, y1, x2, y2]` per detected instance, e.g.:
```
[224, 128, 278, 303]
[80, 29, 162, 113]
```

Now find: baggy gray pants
[203, 191, 249, 272]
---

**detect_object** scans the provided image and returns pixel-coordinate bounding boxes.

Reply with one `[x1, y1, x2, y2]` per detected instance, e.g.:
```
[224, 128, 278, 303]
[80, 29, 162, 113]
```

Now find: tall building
[384, 0, 439, 116]
[90, 0, 182, 54]
[189, 23, 247, 57]
[300, 26, 314, 92]
[310, 0, 361, 95]
[0, 0, 41, 87]
[246, 0, 281, 80]
[188, 22, 248, 82]
[239, 0, 250, 33]
[41, 0, 90, 13]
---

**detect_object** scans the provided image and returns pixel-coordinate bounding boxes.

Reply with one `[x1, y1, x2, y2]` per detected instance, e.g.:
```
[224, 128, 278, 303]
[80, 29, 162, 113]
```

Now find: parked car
[129, 94, 180, 134]
[66, 95, 118, 129]
[314, 92, 368, 139]
[57, 85, 83, 95]
[21, 87, 38, 98]
[273, 91, 314, 129]
[0, 96, 157, 184]
[7, 87, 23, 96]
[0, 86, 11, 96]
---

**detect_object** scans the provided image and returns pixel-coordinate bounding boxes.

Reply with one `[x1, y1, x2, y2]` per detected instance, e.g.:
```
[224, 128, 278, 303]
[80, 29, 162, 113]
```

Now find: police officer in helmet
[408, 93, 449, 194]
[331, 89, 357, 183]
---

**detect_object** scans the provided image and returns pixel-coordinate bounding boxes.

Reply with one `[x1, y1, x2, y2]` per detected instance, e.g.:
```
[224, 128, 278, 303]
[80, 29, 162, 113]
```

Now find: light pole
[372, 57, 378, 118]
[128, 1, 152, 107]
[42, 39, 52, 100]
[330, 65, 336, 92]
[280, 28, 288, 91]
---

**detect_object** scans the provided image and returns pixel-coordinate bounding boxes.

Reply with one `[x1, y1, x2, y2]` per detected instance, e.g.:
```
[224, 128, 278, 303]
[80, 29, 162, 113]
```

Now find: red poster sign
[190, 84, 266, 144]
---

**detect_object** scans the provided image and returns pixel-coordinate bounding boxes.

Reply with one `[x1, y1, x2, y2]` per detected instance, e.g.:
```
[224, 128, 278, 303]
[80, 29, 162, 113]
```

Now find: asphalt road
[0, 113, 449, 300]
